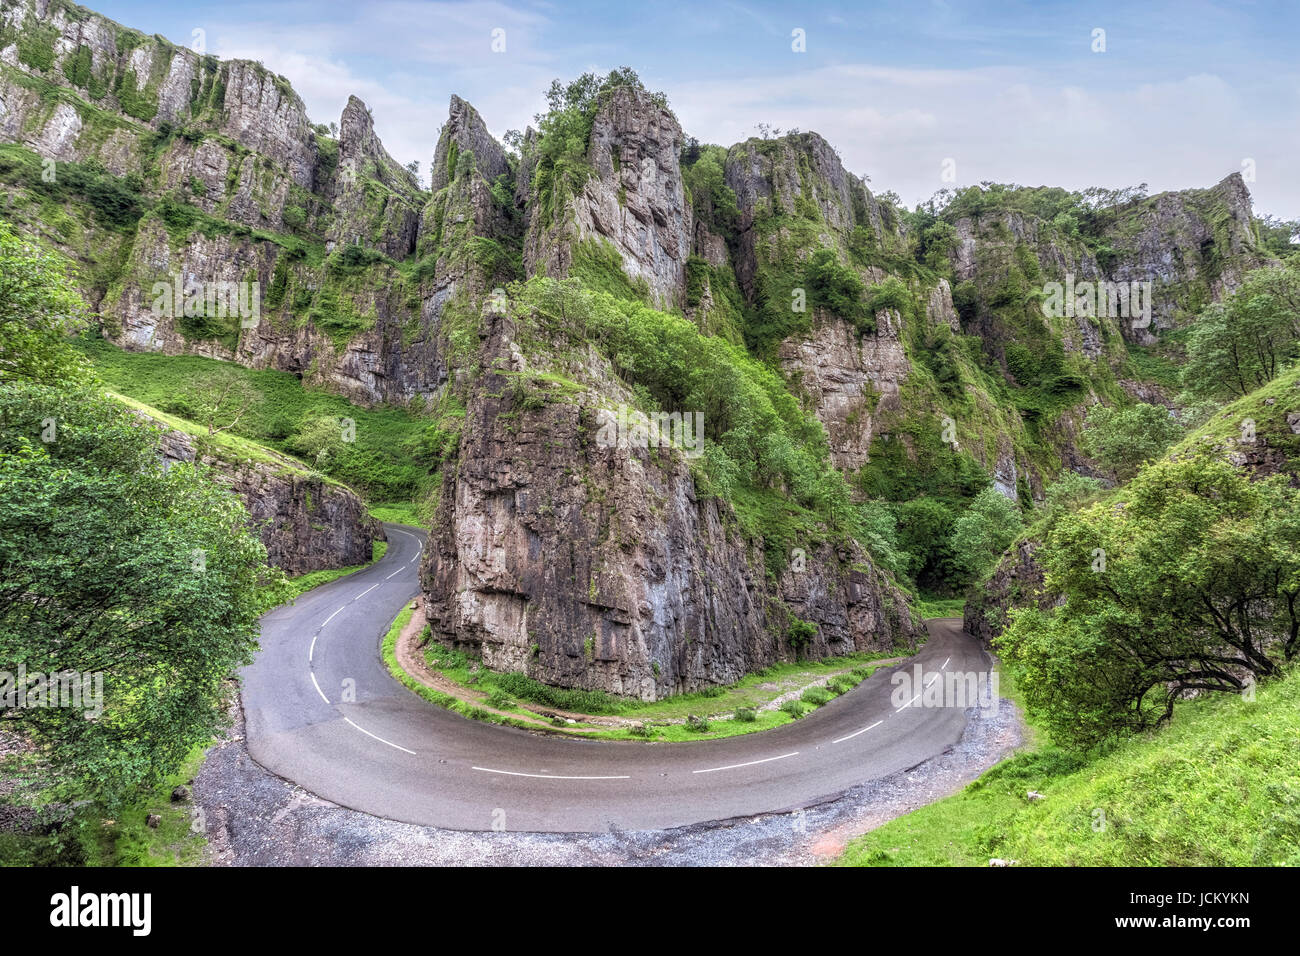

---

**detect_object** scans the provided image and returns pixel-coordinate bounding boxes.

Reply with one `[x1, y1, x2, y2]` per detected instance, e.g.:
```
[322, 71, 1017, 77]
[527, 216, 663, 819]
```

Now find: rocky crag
[154, 421, 381, 575]
[0, 0, 1282, 696]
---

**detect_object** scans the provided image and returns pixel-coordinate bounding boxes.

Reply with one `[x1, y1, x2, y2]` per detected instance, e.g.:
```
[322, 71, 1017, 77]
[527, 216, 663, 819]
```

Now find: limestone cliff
[155, 422, 382, 575]
[420, 306, 920, 699]
[522, 87, 692, 310]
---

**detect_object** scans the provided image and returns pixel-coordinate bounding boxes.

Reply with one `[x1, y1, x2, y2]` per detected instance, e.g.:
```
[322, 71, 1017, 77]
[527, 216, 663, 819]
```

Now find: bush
[734, 706, 757, 722]
[483, 689, 513, 710]
[802, 687, 833, 706]
[685, 714, 710, 733]
[828, 674, 858, 695]
[780, 699, 808, 719]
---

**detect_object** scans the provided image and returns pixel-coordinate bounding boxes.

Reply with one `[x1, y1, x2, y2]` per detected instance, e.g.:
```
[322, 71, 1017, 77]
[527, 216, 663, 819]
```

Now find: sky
[90, 0, 1300, 218]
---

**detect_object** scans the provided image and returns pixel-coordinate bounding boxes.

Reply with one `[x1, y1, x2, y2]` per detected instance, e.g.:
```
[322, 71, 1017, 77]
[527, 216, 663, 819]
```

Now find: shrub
[734, 706, 758, 722]
[802, 687, 833, 707]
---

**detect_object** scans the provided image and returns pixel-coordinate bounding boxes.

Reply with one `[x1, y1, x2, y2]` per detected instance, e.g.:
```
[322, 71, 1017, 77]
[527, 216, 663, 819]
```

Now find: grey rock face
[431, 94, 509, 193]
[524, 87, 692, 310]
[420, 309, 919, 700]
[1103, 173, 1264, 342]
[779, 310, 910, 472]
[156, 427, 382, 574]
[327, 95, 422, 259]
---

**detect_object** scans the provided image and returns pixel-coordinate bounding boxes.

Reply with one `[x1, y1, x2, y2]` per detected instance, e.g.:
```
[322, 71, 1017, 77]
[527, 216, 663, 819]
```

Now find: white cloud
[671, 64, 1300, 217]
[198, 4, 1300, 218]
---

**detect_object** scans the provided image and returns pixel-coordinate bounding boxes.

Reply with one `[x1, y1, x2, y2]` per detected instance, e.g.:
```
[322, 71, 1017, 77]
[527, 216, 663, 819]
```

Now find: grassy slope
[839, 663, 1300, 867]
[77, 335, 441, 505]
[381, 610, 904, 742]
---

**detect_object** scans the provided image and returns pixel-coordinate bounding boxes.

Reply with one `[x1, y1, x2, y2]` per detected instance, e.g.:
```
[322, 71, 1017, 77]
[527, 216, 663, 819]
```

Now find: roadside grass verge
[837, 666, 1300, 866]
[381, 609, 906, 742]
[280, 539, 387, 603]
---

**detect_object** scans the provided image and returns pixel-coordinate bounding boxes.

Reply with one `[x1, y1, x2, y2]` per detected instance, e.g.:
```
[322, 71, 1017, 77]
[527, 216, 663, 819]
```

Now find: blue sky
[91, 0, 1300, 217]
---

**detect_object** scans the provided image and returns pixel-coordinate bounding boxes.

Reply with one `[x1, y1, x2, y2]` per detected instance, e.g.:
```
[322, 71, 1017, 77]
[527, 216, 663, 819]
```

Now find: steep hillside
[839, 664, 1300, 866]
[967, 362, 1300, 645]
[112, 391, 382, 574]
[0, 0, 1285, 697]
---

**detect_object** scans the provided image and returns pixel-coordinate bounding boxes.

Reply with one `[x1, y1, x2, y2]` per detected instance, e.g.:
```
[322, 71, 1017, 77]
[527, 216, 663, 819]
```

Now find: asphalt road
[241, 523, 994, 833]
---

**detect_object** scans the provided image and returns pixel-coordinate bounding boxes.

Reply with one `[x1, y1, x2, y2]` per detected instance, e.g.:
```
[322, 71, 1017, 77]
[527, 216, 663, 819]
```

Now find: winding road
[242, 523, 994, 833]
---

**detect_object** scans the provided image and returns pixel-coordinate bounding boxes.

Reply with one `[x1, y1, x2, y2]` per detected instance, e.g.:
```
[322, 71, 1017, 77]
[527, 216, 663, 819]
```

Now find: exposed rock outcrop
[155, 427, 382, 574]
[523, 87, 692, 310]
[421, 307, 919, 700]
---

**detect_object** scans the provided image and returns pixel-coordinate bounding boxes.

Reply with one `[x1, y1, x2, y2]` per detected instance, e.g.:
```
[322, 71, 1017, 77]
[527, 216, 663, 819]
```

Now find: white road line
[310, 671, 330, 704]
[942, 656, 951, 668]
[322, 606, 345, 627]
[309, 634, 318, 662]
[343, 717, 416, 755]
[895, 693, 921, 712]
[472, 766, 630, 780]
[385, 568, 404, 579]
[355, 583, 380, 600]
[832, 720, 883, 745]
[925, 675, 938, 688]
[692, 752, 799, 774]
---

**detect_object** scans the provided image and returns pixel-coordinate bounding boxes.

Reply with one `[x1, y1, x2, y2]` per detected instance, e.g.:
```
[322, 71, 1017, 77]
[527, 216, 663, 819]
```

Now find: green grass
[279, 539, 387, 602]
[837, 665, 1300, 866]
[425, 639, 898, 723]
[89, 745, 210, 866]
[107, 388, 345, 480]
[78, 335, 441, 502]
[368, 500, 426, 527]
[381, 614, 903, 742]
[913, 595, 966, 619]
[0, 743, 210, 866]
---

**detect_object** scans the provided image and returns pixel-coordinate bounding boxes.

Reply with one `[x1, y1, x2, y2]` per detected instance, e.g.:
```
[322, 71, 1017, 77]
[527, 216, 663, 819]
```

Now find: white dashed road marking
[472, 767, 630, 780]
[344, 717, 416, 755]
[832, 720, 883, 744]
[692, 752, 799, 774]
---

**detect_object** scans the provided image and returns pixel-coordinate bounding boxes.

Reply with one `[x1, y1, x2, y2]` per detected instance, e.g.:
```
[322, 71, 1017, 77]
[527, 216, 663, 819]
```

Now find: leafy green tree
[949, 487, 1023, 585]
[176, 367, 262, 437]
[1080, 401, 1183, 480]
[997, 451, 1300, 749]
[803, 248, 869, 328]
[0, 220, 89, 387]
[1181, 265, 1300, 400]
[0, 383, 288, 810]
[894, 497, 959, 591]
[289, 414, 350, 468]
[1040, 471, 1103, 522]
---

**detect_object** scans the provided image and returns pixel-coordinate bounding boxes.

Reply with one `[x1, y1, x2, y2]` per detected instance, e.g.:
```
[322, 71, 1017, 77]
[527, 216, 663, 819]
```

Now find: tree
[1080, 402, 1183, 481]
[949, 487, 1024, 585]
[1181, 265, 1300, 401]
[1040, 471, 1103, 522]
[289, 414, 350, 468]
[0, 382, 288, 811]
[997, 451, 1300, 749]
[180, 367, 261, 437]
[0, 220, 89, 387]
